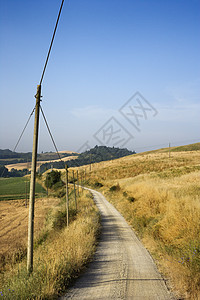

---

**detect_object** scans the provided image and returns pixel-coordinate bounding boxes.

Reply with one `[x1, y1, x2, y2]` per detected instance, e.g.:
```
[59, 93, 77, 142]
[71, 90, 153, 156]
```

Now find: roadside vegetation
[0, 171, 100, 299]
[86, 143, 200, 299]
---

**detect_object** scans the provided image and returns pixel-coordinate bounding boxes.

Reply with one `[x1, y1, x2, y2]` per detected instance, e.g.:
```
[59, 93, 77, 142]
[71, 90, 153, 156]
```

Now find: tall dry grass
[0, 197, 60, 273]
[87, 149, 200, 299]
[0, 189, 100, 299]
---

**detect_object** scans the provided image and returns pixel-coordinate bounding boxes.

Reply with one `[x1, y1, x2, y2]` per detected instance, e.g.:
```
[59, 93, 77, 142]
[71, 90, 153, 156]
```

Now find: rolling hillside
[0, 146, 135, 176]
[83, 143, 200, 299]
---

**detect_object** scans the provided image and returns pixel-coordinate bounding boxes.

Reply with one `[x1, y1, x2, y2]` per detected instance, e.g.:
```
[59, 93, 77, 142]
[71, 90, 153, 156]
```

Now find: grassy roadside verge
[85, 148, 200, 299]
[0, 189, 100, 299]
[89, 172, 200, 299]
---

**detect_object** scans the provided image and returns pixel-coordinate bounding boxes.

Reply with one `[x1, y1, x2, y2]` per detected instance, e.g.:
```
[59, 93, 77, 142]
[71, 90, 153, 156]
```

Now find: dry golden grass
[0, 190, 100, 299]
[0, 165, 100, 298]
[87, 145, 200, 299]
[95, 149, 199, 175]
[0, 197, 60, 271]
[58, 150, 78, 154]
[31, 192, 100, 297]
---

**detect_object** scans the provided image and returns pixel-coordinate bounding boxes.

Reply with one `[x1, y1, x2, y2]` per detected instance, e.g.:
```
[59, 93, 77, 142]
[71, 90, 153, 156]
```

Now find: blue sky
[0, 0, 199, 153]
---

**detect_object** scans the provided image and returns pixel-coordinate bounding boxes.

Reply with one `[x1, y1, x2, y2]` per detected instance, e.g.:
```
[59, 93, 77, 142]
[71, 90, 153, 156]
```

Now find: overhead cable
[40, 105, 65, 167]
[40, 0, 65, 85]
[13, 107, 35, 152]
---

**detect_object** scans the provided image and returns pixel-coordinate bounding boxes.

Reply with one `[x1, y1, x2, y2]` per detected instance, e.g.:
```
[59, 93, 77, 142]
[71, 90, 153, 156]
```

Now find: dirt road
[60, 188, 175, 299]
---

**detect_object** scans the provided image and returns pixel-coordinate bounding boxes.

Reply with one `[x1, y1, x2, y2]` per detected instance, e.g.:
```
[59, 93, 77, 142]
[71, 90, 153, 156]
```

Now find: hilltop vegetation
[170, 142, 200, 152]
[0, 165, 29, 178]
[40, 145, 135, 172]
[0, 149, 77, 177]
[0, 149, 77, 166]
[0, 146, 135, 177]
[143, 142, 200, 154]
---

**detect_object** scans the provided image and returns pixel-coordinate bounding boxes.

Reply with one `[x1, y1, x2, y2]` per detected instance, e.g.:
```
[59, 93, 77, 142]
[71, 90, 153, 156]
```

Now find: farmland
[0, 197, 60, 268]
[5, 155, 78, 171]
[0, 177, 46, 201]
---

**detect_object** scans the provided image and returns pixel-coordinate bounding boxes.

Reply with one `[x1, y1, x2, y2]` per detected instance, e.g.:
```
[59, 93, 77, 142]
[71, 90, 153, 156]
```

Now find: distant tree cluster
[0, 165, 29, 178]
[0, 149, 32, 160]
[40, 146, 136, 172]
[0, 146, 136, 176]
[0, 149, 77, 166]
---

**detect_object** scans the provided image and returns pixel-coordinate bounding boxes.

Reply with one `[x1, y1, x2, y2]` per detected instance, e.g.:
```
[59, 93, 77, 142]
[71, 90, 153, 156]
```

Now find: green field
[0, 177, 46, 201]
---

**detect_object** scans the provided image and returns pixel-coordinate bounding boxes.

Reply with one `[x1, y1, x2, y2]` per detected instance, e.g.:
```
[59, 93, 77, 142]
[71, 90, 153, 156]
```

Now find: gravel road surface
[60, 188, 175, 299]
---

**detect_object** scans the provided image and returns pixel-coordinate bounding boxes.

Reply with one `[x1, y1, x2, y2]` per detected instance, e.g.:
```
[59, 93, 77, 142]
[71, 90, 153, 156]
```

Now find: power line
[40, 0, 65, 85]
[13, 107, 35, 152]
[40, 105, 65, 168]
[0, 107, 35, 177]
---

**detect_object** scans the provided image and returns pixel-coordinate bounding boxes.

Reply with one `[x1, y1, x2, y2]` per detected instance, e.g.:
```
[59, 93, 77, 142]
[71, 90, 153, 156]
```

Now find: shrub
[55, 189, 65, 198]
[128, 196, 135, 202]
[45, 170, 62, 189]
[53, 208, 77, 230]
[53, 210, 67, 230]
[109, 184, 120, 192]
[94, 182, 103, 187]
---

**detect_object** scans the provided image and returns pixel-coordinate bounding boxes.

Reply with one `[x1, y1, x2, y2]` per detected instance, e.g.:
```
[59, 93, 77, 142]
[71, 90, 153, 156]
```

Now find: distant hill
[170, 142, 200, 152]
[0, 149, 32, 160]
[0, 146, 135, 176]
[140, 142, 200, 155]
[0, 149, 77, 177]
[0, 149, 77, 166]
[1, 143, 199, 177]
[40, 146, 136, 172]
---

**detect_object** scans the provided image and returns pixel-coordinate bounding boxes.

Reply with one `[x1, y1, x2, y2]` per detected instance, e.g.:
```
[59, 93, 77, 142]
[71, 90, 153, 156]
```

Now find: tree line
[40, 146, 135, 173]
[0, 146, 136, 177]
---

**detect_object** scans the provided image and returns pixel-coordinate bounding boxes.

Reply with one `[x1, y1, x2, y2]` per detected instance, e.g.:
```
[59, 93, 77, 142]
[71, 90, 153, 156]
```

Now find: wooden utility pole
[25, 177, 28, 208]
[25, 159, 29, 208]
[81, 172, 83, 193]
[73, 170, 77, 210]
[27, 85, 41, 274]
[65, 165, 69, 227]
[169, 142, 171, 159]
[77, 170, 79, 197]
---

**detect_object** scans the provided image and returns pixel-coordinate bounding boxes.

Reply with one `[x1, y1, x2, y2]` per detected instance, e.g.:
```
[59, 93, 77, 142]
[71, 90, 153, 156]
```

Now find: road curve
[60, 188, 175, 300]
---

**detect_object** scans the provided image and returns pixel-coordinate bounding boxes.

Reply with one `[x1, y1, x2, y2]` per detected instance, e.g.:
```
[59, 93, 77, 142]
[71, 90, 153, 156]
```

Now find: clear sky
[0, 0, 199, 153]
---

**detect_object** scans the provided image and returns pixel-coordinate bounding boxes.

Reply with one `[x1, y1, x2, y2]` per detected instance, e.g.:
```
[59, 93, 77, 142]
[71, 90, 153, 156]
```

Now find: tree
[45, 170, 62, 189]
